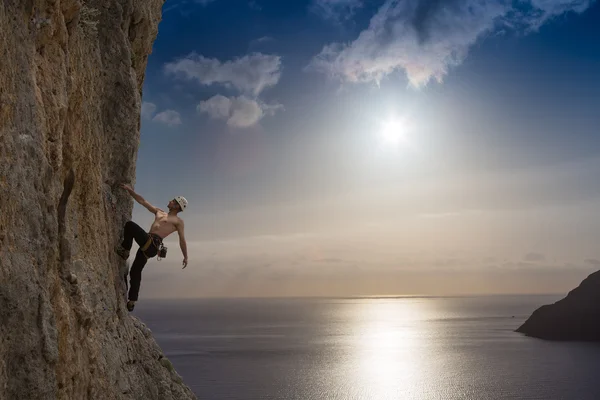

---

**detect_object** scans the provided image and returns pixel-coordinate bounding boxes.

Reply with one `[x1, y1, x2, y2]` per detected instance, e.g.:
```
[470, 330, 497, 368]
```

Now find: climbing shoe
[115, 244, 130, 260]
[126, 300, 136, 312]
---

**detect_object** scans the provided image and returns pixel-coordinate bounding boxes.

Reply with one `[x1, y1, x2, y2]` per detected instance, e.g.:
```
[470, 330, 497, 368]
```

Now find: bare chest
[150, 211, 178, 235]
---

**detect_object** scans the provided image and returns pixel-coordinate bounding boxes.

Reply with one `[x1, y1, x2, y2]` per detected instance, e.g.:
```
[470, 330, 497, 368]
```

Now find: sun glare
[377, 116, 410, 149]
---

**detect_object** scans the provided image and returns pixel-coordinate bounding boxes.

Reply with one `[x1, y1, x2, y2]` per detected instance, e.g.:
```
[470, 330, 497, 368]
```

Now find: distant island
[516, 270, 600, 341]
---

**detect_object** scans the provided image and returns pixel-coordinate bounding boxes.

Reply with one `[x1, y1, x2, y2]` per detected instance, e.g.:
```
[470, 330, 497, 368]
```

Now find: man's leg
[116, 221, 149, 260]
[122, 221, 149, 250]
[127, 249, 148, 311]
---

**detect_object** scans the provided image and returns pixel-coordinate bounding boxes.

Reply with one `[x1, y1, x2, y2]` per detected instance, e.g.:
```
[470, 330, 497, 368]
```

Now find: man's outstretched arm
[177, 220, 188, 269]
[120, 184, 158, 214]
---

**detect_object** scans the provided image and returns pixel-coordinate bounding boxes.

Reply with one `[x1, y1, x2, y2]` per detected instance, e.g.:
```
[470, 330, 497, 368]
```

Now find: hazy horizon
[140, 292, 573, 300]
[130, 0, 600, 298]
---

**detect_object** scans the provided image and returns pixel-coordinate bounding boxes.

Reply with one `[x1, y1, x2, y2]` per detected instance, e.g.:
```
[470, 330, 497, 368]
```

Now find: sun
[378, 117, 409, 148]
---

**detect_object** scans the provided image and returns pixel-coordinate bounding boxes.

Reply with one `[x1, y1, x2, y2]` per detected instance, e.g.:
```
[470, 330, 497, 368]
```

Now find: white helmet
[174, 196, 188, 211]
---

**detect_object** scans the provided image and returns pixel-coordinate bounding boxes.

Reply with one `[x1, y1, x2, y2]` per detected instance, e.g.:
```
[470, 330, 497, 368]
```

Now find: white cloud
[227, 98, 265, 128]
[308, 0, 595, 88]
[310, 0, 364, 22]
[152, 110, 182, 126]
[198, 95, 283, 128]
[141, 102, 156, 119]
[198, 94, 232, 119]
[164, 52, 282, 96]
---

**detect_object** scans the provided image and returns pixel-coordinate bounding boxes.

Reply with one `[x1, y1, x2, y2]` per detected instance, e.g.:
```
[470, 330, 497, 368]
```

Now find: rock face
[0, 1, 196, 399]
[516, 270, 600, 341]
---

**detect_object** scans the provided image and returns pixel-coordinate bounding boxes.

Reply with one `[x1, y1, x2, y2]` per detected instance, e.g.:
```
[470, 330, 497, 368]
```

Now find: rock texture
[516, 270, 600, 341]
[0, 1, 196, 399]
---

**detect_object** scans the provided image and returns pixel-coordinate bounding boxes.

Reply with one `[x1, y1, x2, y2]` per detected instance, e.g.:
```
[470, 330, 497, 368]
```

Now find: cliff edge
[0, 1, 196, 399]
[516, 270, 600, 341]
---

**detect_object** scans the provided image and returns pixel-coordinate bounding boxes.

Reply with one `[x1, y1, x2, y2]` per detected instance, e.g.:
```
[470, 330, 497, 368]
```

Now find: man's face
[168, 199, 179, 210]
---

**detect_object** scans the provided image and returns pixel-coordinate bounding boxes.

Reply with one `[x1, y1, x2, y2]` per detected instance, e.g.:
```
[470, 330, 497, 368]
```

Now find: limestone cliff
[0, 1, 196, 399]
[516, 270, 600, 341]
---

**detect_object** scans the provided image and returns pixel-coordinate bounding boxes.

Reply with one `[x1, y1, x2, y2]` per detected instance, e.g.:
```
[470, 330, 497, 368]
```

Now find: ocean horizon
[135, 295, 600, 399]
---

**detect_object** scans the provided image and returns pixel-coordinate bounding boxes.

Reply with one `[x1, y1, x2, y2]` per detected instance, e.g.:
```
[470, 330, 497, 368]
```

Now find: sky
[130, 0, 600, 298]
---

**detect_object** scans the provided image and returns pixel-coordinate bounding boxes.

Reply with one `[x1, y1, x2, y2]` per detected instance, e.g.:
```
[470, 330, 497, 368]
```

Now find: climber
[115, 183, 188, 312]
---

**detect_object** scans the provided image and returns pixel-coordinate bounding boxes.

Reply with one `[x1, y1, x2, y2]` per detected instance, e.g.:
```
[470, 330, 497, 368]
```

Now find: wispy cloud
[249, 36, 276, 52]
[585, 259, 600, 267]
[198, 95, 283, 128]
[163, 0, 219, 15]
[164, 52, 282, 96]
[250, 35, 275, 48]
[310, 0, 364, 22]
[254, 36, 274, 43]
[248, 1, 262, 11]
[141, 102, 157, 119]
[524, 252, 546, 262]
[152, 110, 182, 126]
[308, 0, 595, 88]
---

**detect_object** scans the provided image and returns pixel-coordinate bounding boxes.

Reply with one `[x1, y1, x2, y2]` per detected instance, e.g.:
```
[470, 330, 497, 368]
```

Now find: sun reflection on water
[351, 299, 433, 400]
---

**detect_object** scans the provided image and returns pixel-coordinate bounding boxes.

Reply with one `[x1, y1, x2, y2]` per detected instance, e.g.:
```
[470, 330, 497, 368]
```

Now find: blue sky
[130, 0, 600, 298]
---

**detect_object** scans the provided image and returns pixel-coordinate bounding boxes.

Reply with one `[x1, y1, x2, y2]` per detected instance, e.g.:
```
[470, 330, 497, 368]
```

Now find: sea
[135, 295, 600, 400]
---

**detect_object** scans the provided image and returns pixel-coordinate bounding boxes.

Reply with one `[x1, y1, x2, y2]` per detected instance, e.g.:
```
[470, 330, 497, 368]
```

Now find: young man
[115, 183, 188, 311]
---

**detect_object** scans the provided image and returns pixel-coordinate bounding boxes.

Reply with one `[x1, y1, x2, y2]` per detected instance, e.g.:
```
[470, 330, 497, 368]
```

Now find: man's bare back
[149, 209, 181, 239]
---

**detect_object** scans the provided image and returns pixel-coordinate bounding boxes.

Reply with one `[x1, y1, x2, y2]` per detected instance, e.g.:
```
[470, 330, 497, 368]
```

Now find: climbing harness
[140, 233, 167, 261]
